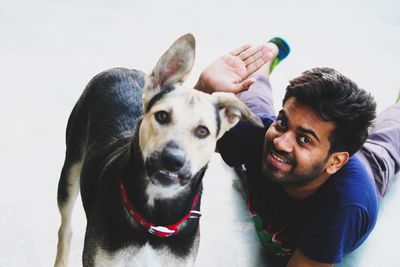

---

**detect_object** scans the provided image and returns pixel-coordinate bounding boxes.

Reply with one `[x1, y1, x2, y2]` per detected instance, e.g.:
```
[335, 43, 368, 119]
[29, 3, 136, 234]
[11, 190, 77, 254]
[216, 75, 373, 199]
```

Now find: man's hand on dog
[195, 44, 273, 94]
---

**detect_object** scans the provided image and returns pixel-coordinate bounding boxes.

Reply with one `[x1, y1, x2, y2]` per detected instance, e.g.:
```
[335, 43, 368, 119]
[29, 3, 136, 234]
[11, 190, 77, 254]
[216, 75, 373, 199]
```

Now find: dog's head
[139, 34, 262, 198]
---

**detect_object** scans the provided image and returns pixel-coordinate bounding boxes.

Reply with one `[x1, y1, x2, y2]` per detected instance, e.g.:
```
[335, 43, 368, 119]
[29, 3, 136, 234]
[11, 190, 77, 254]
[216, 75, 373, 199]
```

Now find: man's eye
[299, 136, 311, 145]
[154, 111, 170, 124]
[194, 126, 210, 139]
[275, 119, 287, 130]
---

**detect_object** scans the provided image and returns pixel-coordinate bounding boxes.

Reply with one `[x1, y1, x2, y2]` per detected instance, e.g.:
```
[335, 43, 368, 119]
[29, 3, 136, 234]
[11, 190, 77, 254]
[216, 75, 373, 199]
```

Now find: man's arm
[195, 44, 273, 94]
[288, 249, 334, 267]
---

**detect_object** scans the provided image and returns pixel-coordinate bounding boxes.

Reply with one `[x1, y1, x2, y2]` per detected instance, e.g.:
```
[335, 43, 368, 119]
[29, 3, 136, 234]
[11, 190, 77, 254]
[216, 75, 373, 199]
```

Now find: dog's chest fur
[93, 243, 196, 267]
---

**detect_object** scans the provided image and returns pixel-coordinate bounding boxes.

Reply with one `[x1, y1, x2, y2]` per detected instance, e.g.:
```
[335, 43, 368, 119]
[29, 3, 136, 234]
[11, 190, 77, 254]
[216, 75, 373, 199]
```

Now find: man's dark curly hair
[283, 67, 376, 156]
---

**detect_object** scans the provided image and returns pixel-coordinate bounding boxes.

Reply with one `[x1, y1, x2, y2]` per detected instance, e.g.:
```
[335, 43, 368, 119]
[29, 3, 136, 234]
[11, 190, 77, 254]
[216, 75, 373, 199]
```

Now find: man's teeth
[159, 170, 179, 178]
[272, 153, 288, 164]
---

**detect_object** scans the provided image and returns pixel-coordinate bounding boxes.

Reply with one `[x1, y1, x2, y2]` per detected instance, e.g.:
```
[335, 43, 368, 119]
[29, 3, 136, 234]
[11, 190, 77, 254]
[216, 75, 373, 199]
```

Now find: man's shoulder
[319, 156, 378, 210]
[298, 157, 379, 263]
[217, 114, 274, 166]
[232, 114, 275, 132]
[259, 114, 276, 127]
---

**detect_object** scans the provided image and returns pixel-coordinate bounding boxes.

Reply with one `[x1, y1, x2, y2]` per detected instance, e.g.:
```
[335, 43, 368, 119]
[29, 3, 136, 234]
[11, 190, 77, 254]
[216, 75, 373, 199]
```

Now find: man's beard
[262, 141, 328, 186]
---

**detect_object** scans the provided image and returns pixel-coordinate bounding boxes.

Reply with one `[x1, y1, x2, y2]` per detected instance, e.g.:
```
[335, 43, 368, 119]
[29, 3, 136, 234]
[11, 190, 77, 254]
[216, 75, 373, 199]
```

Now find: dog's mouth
[146, 164, 190, 187]
[154, 169, 180, 184]
[149, 169, 189, 187]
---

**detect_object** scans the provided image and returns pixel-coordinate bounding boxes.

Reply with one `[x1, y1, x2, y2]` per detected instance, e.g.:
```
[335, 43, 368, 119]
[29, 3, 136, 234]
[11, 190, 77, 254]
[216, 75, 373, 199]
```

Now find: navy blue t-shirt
[217, 114, 379, 263]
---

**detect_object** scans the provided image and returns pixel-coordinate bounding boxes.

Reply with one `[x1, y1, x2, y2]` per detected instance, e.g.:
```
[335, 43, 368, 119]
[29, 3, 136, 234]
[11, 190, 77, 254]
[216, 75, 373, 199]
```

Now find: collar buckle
[149, 226, 176, 237]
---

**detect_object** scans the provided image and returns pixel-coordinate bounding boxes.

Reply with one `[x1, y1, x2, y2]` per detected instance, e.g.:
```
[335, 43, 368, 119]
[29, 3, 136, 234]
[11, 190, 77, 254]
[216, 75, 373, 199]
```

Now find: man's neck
[283, 172, 331, 199]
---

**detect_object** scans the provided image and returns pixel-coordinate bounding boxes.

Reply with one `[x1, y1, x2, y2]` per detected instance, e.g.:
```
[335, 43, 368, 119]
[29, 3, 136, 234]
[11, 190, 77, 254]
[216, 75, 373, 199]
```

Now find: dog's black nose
[161, 146, 186, 172]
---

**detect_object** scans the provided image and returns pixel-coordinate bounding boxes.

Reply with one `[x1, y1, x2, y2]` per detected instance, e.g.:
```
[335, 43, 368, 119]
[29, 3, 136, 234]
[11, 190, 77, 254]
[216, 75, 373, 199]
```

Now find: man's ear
[326, 151, 349, 175]
[143, 33, 195, 110]
[212, 92, 263, 139]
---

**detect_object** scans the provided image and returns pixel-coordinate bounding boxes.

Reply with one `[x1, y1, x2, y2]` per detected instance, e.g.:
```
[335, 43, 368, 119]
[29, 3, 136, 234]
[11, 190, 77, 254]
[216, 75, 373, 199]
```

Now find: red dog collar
[119, 181, 201, 238]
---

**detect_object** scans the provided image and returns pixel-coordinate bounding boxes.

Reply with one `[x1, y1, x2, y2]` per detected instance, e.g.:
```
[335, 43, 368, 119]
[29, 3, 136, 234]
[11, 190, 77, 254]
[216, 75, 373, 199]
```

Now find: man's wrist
[194, 73, 211, 94]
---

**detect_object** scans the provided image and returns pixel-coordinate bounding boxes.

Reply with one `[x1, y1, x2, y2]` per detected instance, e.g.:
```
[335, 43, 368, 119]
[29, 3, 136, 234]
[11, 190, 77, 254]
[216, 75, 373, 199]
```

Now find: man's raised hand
[195, 44, 273, 94]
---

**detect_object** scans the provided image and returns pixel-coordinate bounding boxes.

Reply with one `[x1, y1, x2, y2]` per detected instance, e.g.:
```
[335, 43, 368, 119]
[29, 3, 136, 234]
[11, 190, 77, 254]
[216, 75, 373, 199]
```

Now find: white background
[0, 0, 399, 266]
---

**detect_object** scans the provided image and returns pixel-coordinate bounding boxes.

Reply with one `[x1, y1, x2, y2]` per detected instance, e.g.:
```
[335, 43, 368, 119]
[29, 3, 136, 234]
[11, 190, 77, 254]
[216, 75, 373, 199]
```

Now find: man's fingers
[230, 44, 252, 56]
[243, 48, 266, 66]
[238, 44, 271, 62]
[243, 45, 272, 67]
[246, 52, 273, 75]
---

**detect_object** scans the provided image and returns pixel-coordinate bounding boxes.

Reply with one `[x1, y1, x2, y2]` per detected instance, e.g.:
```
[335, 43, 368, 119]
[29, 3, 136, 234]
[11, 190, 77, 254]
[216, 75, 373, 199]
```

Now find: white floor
[0, 0, 399, 266]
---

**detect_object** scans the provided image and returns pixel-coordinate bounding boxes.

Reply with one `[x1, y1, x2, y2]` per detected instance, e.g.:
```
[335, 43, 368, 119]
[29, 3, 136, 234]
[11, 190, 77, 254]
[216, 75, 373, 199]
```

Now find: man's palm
[196, 44, 272, 93]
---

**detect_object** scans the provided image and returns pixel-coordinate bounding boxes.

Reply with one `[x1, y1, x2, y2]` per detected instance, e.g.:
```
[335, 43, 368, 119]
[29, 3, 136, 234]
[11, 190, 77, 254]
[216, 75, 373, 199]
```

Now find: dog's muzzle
[160, 145, 186, 172]
[146, 142, 189, 186]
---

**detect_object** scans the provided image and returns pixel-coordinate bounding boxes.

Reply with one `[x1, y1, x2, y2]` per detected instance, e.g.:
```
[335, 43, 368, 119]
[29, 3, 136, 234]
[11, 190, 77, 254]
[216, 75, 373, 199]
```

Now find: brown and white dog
[54, 34, 262, 267]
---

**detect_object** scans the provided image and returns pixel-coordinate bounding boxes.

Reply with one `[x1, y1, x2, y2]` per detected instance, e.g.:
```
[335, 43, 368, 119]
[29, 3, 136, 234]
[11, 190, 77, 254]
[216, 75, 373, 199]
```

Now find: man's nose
[273, 132, 294, 153]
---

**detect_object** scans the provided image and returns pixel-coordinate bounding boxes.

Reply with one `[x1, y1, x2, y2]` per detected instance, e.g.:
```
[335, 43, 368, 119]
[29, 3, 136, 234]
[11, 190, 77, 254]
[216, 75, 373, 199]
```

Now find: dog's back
[66, 68, 145, 157]
[61, 68, 145, 205]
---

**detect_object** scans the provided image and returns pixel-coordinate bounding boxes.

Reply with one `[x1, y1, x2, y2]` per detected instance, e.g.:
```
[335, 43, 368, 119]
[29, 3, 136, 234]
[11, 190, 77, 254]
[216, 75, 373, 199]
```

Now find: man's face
[262, 97, 336, 185]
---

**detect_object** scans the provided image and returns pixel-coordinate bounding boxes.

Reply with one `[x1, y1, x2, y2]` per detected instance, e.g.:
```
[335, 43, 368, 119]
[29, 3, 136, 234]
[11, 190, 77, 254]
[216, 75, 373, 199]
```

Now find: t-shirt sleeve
[217, 116, 272, 167]
[298, 205, 370, 264]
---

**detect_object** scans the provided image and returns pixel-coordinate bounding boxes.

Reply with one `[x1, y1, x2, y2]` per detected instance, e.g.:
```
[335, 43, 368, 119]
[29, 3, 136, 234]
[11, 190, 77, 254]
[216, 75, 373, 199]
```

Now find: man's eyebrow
[278, 109, 320, 143]
[297, 126, 320, 143]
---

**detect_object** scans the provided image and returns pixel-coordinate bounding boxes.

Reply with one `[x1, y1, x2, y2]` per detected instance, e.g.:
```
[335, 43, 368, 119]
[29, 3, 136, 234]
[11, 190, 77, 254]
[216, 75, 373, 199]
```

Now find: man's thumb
[236, 78, 255, 93]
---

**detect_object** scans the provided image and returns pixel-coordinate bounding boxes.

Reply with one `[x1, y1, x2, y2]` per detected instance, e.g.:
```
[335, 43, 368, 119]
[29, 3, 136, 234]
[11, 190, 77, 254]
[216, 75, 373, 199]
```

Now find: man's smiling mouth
[271, 151, 290, 165]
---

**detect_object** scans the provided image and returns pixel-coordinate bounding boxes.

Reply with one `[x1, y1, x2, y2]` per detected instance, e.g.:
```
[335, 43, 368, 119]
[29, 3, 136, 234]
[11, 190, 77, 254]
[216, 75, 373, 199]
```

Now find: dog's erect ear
[212, 92, 264, 139]
[143, 34, 195, 110]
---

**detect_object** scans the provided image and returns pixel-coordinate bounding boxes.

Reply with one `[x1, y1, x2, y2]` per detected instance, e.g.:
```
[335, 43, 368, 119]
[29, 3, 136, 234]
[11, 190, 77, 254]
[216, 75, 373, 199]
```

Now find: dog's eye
[154, 111, 170, 124]
[194, 126, 210, 139]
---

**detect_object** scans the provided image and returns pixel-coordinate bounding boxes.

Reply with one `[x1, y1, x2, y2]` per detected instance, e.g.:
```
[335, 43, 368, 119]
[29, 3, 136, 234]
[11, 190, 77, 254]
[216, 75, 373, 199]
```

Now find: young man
[195, 39, 400, 266]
